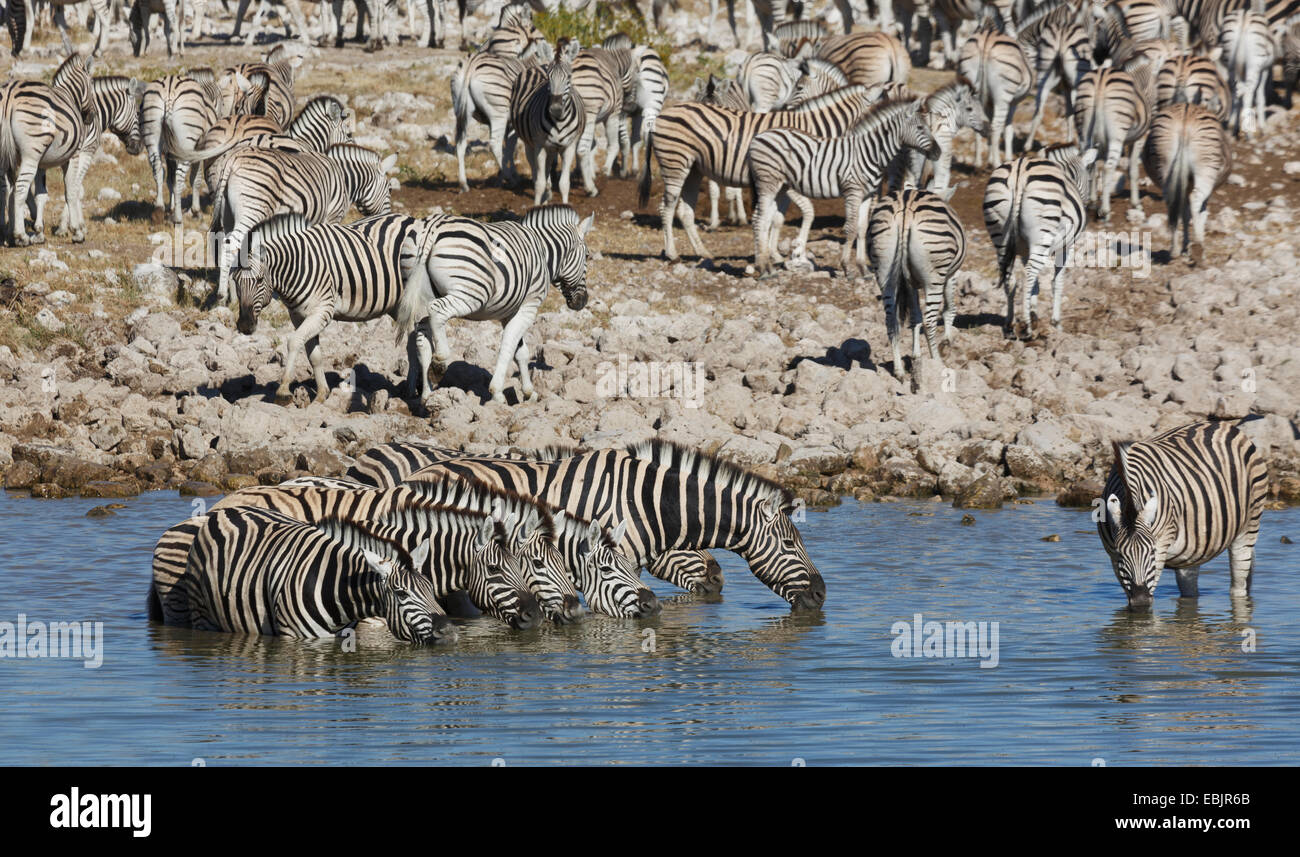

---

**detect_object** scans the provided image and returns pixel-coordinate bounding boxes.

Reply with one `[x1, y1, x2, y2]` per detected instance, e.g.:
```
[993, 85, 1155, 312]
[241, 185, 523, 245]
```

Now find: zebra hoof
[12, 233, 31, 248]
[523, 391, 538, 404]
[30, 232, 45, 245]
[490, 393, 506, 405]
[1188, 243, 1204, 266]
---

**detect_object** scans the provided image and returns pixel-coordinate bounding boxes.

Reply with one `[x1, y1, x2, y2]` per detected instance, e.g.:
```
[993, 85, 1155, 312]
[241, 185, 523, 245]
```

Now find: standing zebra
[901, 77, 989, 192]
[691, 73, 752, 232]
[1216, 9, 1274, 137]
[640, 83, 888, 262]
[1074, 61, 1152, 221]
[617, 41, 669, 177]
[400, 439, 826, 610]
[75, 75, 145, 232]
[347, 439, 725, 596]
[748, 98, 939, 277]
[867, 188, 967, 380]
[738, 51, 805, 112]
[209, 142, 399, 304]
[128, 0, 183, 57]
[1141, 101, 1231, 259]
[1099, 420, 1267, 610]
[404, 204, 594, 405]
[0, 53, 97, 246]
[450, 38, 552, 192]
[509, 54, 586, 205]
[1019, 0, 1093, 148]
[1156, 52, 1230, 123]
[139, 72, 225, 225]
[482, 2, 541, 55]
[958, 28, 1033, 166]
[806, 30, 912, 87]
[171, 506, 453, 643]
[983, 143, 1097, 339]
[233, 212, 422, 402]
[567, 41, 627, 199]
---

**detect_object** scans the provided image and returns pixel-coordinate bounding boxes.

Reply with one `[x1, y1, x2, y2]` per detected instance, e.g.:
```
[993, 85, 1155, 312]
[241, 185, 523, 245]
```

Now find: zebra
[148, 515, 208, 626]
[958, 28, 1033, 166]
[211, 480, 578, 623]
[1157, 51, 1230, 121]
[11, 0, 115, 56]
[612, 41, 668, 177]
[171, 506, 453, 642]
[1141, 101, 1231, 258]
[345, 439, 726, 596]
[450, 37, 552, 193]
[0, 53, 97, 247]
[209, 142, 399, 304]
[403, 204, 592, 405]
[867, 188, 966, 380]
[640, 83, 889, 262]
[138, 72, 225, 225]
[483, 2, 541, 54]
[1216, 9, 1274, 137]
[805, 30, 912, 87]
[128, 0, 183, 56]
[91, 76, 146, 158]
[983, 142, 1097, 339]
[233, 212, 423, 402]
[1019, 0, 1093, 148]
[566, 40, 626, 199]
[510, 53, 586, 206]
[691, 73, 752, 232]
[1074, 61, 1152, 222]
[748, 97, 939, 277]
[1090, 0, 1172, 63]
[738, 51, 805, 112]
[229, 0, 313, 46]
[901, 77, 989, 192]
[221, 52, 299, 127]
[400, 439, 825, 609]
[1099, 420, 1268, 610]
[785, 58, 853, 107]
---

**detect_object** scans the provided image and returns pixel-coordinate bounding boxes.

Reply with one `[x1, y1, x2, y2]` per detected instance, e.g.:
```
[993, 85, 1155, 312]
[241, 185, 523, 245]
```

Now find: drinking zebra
[403, 204, 594, 405]
[450, 38, 553, 192]
[748, 97, 939, 277]
[866, 188, 967, 380]
[640, 83, 888, 262]
[1099, 420, 1268, 610]
[346, 440, 725, 596]
[233, 212, 421, 402]
[1074, 62, 1152, 222]
[1216, 9, 1275, 137]
[983, 143, 1096, 339]
[212, 482, 574, 623]
[392, 440, 825, 609]
[958, 28, 1033, 166]
[0, 53, 97, 246]
[1141, 102, 1232, 259]
[209, 143, 399, 304]
[170, 506, 453, 643]
[509, 53, 586, 205]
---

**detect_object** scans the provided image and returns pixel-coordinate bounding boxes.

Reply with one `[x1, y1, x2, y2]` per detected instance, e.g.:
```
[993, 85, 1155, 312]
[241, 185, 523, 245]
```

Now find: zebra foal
[1099, 420, 1267, 610]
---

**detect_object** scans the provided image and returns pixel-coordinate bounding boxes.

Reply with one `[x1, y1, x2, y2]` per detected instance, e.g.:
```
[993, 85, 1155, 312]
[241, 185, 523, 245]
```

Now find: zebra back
[286, 96, 353, 151]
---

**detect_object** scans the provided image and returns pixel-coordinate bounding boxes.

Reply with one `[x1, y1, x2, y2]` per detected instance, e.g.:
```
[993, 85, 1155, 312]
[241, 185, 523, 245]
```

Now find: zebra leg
[9, 160, 39, 246]
[557, 143, 576, 205]
[526, 145, 546, 206]
[58, 153, 92, 242]
[1099, 139, 1122, 223]
[988, 100, 1009, 167]
[601, 113, 621, 177]
[728, 186, 747, 226]
[490, 303, 539, 404]
[1174, 566, 1200, 598]
[1024, 69, 1057, 150]
[676, 170, 711, 262]
[752, 190, 773, 276]
[921, 274, 942, 361]
[577, 120, 599, 197]
[455, 112, 471, 192]
[1189, 182, 1211, 249]
[282, 308, 333, 402]
[513, 336, 536, 403]
[163, 0, 179, 56]
[885, 277, 905, 380]
[1127, 138, 1143, 210]
[840, 190, 861, 275]
[855, 196, 874, 277]
[942, 273, 957, 343]
[500, 126, 519, 187]
[1228, 527, 1259, 597]
[425, 294, 471, 372]
[32, 169, 48, 240]
[706, 179, 721, 231]
[304, 334, 330, 402]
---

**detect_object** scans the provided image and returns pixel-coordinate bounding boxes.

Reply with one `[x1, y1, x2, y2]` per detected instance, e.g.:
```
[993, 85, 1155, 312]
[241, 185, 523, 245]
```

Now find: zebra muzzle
[563, 287, 588, 311]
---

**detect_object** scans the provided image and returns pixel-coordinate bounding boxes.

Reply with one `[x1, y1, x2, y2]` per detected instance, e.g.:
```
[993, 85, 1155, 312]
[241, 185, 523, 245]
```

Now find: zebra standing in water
[171, 507, 453, 643]
[1216, 9, 1274, 137]
[1074, 60, 1152, 222]
[747, 98, 939, 277]
[450, 38, 552, 192]
[1141, 102, 1231, 259]
[1019, 0, 1093, 148]
[867, 188, 967, 380]
[509, 53, 586, 205]
[209, 143, 398, 303]
[395, 440, 825, 609]
[641, 83, 888, 262]
[233, 212, 421, 402]
[958, 27, 1033, 166]
[983, 143, 1097, 339]
[0, 53, 97, 246]
[404, 204, 594, 405]
[347, 440, 725, 596]
[900, 78, 989, 192]
[1100, 420, 1268, 610]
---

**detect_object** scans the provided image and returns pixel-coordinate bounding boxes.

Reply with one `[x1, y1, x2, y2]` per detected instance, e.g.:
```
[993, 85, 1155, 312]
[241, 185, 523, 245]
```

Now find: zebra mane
[372, 493, 511, 547]
[326, 142, 382, 165]
[603, 32, 634, 51]
[789, 83, 883, 114]
[294, 95, 347, 124]
[928, 76, 977, 107]
[799, 57, 848, 86]
[625, 439, 794, 508]
[312, 514, 419, 571]
[1110, 440, 1141, 522]
[396, 476, 556, 544]
[1015, 0, 1079, 45]
[523, 204, 579, 228]
[187, 67, 216, 85]
[849, 96, 921, 136]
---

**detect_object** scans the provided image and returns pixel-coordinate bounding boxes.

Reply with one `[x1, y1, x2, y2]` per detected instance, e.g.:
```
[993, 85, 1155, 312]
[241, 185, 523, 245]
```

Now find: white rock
[33, 308, 65, 332]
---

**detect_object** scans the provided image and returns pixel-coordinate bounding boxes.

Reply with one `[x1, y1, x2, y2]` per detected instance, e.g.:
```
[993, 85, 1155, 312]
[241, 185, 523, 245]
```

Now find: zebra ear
[408, 540, 430, 571]
[1081, 148, 1099, 167]
[380, 153, 399, 174]
[552, 509, 565, 527]
[585, 519, 603, 548]
[475, 516, 495, 550]
[235, 72, 253, 93]
[577, 213, 595, 239]
[610, 519, 628, 547]
[1106, 494, 1123, 531]
[362, 549, 392, 580]
[761, 498, 780, 523]
[490, 498, 505, 521]
[1141, 493, 1159, 525]
[937, 186, 957, 203]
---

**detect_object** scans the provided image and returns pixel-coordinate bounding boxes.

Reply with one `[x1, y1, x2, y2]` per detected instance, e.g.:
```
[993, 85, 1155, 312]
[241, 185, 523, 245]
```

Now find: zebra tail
[637, 130, 654, 208]
[146, 582, 162, 622]
[1164, 133, 1190, 241]
[450, 58, 470, 128]
[170, 137, 240, 164]
[393, 268, 435, 346]
[999, 176, 1023, 279]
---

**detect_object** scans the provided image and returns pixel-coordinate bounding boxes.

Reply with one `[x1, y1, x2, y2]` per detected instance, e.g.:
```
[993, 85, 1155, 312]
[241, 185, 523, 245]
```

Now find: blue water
[1, 489, 1297, 765]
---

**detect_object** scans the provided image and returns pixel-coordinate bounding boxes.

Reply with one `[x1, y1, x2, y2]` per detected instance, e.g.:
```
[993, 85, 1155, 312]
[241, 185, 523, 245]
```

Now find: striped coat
[1100, 420, 1267, 609]
[510, 57, 586, 205]
[1141, 102, 1232, 259]
[139, 72, 224, 224]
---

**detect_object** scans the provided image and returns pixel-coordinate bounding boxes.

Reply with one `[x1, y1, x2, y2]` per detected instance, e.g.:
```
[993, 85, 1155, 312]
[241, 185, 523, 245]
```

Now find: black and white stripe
[509, 55, 586, 205]
[1019, 0, 1093, 148]
[1141, 101, 1232, 257]
[1074, 60, 1152, 221]
[1156, 51, 1230, 123]
[139, 71, 225, 225]
[902, 77, 989, 191]
[129, 0, 183, 57]
[958, 28, 1033, 166]
[1099, 420, 1268, 610]
[1216, 8, 1275, 136]
[567, 40, 626, 199]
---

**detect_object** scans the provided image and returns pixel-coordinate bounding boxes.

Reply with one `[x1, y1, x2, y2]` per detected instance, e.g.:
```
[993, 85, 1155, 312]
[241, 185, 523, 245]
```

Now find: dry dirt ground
[2, 11, 1300, 509]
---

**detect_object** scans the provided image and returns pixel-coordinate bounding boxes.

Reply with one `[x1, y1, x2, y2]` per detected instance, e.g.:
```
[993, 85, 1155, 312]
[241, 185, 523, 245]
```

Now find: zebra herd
[151, 439, 824, 641]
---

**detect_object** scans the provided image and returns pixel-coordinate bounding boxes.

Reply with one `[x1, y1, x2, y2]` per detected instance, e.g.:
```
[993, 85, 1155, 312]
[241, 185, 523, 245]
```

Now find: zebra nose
[511, 594, 542, 630]
[559, 594, 585, 623]
[695, 558, 725, 595]
[428, 616, 458, 644]
[792, 577, 826, 611]
[635, 588, 660, 617]
[1126, 590, 1153, 612]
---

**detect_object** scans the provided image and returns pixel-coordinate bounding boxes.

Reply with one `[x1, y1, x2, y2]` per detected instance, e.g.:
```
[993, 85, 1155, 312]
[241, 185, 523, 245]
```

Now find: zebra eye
[532, 558, 546, 569]
[393, 588, 409, 598]
[782, 538, 795, 549]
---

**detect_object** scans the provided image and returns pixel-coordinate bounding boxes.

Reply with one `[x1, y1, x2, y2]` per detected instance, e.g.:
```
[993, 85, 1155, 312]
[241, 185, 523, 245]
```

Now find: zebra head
[1105, 492, 1163, 611]
[363, 542, 457, 644]
[951, 77, 991, 136]
[648, 550, 726, 595]
[330, 145, 399, 216]
[556, 212, 595, 310]
[235, 262, 269, 336]
[743, 496, 825, 611]
[468, 516, 543, 630]
[93, 77, 145, 156]
[567, 515, 660, 618]
[546, 57, 575, 122]
[497, 501, 585, 625]
[901, 103, 941, 159]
